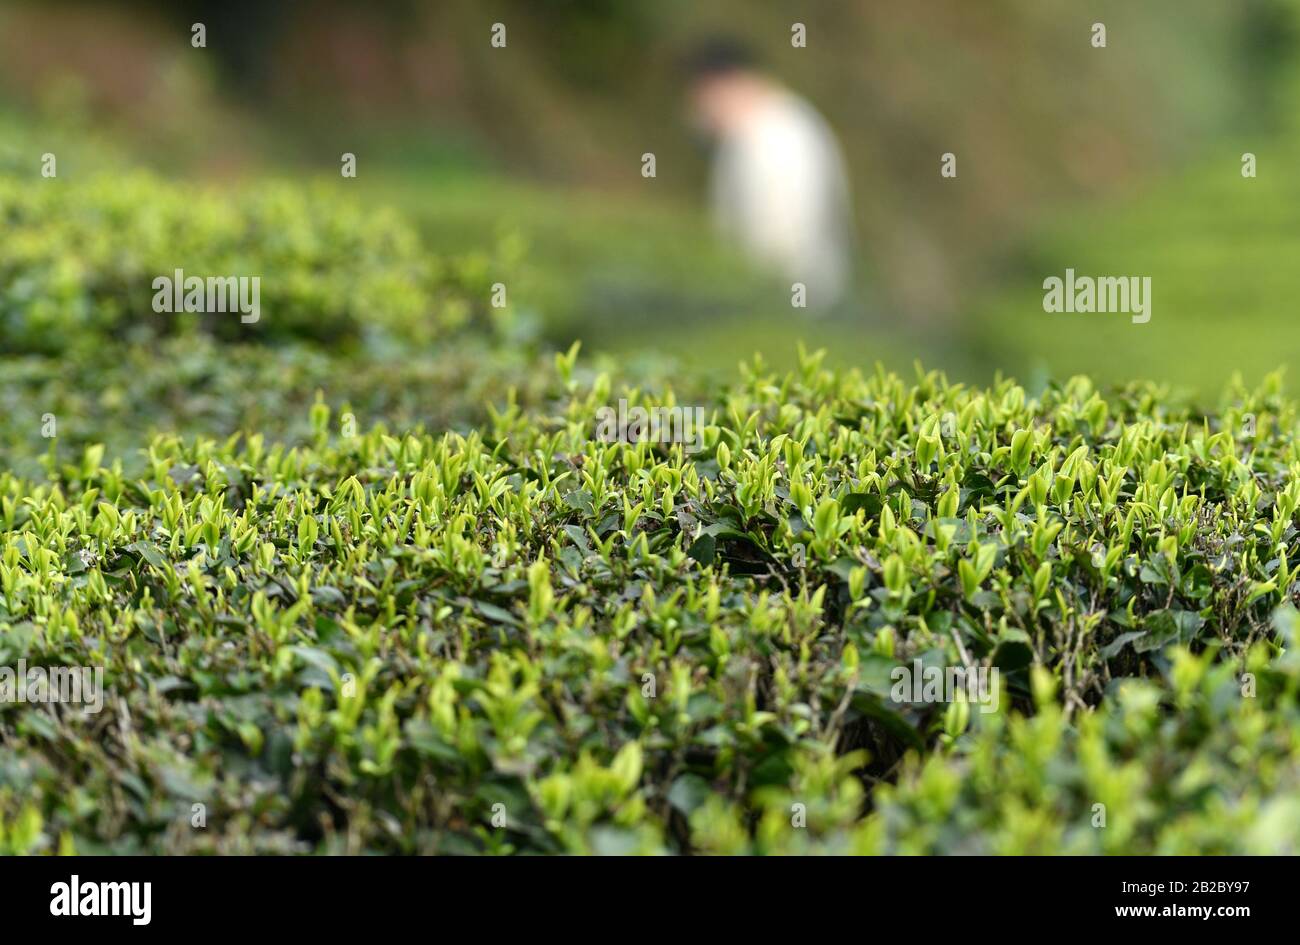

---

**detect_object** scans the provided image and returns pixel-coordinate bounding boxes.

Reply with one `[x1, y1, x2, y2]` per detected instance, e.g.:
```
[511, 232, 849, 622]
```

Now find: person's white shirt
[709, 90, 853, 307]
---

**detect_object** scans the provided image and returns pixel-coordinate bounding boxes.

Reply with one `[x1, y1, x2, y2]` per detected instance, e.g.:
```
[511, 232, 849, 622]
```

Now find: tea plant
[0, 171, 519, 355]
[0, 334, 560, 479]
[1, 349, 1298, 853]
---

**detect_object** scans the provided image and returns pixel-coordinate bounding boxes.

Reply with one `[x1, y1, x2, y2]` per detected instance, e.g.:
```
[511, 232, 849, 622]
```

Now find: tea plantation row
[3, 347, 1299, 853]
[3, 170, 1297, 853]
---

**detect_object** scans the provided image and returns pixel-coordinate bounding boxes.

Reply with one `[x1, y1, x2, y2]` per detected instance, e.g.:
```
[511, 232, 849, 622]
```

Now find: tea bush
[2, 349, 1299, 853]
[0, 171, 519, 355]
[0, 334, 562, 479]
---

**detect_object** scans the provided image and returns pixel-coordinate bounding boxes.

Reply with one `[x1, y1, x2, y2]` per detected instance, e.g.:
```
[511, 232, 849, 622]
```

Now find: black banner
[0, 855, 1275, 931]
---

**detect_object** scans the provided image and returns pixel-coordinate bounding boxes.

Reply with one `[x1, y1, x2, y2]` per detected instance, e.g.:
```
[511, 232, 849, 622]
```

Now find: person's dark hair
[682, 38, 757, 80]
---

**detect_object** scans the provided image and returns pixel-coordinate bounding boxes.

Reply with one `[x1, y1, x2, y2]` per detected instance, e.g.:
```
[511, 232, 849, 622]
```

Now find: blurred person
[685, 39, 854, 309]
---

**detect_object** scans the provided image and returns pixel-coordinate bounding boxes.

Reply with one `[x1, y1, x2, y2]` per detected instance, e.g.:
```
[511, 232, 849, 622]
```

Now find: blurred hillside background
[4, 0, 1300, 395]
